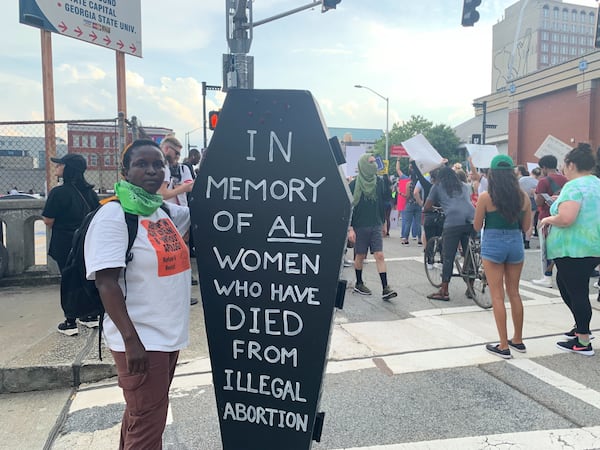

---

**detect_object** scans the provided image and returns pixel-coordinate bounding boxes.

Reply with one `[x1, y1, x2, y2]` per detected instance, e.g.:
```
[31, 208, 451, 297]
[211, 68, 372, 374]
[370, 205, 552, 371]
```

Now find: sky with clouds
[2, 0, 598, 151]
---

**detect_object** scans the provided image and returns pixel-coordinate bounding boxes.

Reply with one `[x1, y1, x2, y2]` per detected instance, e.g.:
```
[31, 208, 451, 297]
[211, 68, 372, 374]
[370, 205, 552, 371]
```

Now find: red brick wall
[514, 85, 598, 164]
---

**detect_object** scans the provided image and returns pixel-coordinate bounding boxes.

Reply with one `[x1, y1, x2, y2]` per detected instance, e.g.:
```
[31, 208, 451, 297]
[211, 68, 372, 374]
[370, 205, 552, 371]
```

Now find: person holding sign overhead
[348, 154, 398, 301]
[85, 140, 191, 448]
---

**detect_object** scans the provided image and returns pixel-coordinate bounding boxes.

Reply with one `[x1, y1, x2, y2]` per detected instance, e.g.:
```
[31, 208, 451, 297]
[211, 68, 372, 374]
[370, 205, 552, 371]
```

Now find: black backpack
[60, 199, 138, 359]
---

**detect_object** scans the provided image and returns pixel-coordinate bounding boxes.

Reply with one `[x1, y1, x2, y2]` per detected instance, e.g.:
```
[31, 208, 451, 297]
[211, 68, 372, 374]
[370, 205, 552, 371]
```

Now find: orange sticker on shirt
[141, 218, 191, 277]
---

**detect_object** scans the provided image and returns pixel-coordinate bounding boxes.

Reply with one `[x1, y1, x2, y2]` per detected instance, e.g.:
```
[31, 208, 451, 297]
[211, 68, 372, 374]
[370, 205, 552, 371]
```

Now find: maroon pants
[112, 350, 179, 450]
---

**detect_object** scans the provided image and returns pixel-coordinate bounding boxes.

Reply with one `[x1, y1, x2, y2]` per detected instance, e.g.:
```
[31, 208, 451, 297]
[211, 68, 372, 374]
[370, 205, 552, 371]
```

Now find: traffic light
[209, 110, 219, 130]
[461, 0, 481, 27]
[322, 0, 341, 13]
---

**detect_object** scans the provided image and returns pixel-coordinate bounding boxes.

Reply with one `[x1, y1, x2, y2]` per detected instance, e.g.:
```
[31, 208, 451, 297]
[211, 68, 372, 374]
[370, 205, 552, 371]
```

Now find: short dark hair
[538, 155, 558, 169]
[121, 139, 161, 170]
[516, 165, 529, 177]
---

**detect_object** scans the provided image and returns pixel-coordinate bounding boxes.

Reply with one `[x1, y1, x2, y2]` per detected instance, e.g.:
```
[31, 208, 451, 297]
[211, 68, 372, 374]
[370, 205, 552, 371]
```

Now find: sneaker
[382, 286, 397, 301]
[343, 259, 353, 268]
[532, 275, 552, 288]
[417, 241, 423, 247]
[485, 343, 512, 359]
[508, 339, 527, 353]
[191, 277, 199, 286]
[524, 241, 530, 249]
[57, 320, 78, 336]
[190, 297, 199, 305]
[563, 327, 594, 340]
[401, 240, 409, 245]
[79, 316, 99, 328]
[426, 263, 434, 270]
[353, 283, 372, 295]
[556, 337, 594, 356]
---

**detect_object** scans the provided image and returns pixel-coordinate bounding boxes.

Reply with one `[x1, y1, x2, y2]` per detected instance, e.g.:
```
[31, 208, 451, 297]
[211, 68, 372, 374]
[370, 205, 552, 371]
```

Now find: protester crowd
[344, 143, 600, 360]
[41, 136, 599, 446]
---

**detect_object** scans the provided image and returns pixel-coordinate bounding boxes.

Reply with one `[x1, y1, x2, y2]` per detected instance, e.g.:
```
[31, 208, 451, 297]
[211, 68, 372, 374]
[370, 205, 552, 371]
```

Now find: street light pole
[354, 84, 389, 161]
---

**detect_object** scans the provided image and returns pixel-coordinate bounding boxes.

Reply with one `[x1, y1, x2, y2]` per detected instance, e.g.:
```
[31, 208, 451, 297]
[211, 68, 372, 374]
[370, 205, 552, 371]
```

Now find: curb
[0, 328, 117, 394]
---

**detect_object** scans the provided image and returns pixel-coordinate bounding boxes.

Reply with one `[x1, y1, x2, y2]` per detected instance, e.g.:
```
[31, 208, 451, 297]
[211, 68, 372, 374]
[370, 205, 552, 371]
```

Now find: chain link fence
[0, 118, 123, 196]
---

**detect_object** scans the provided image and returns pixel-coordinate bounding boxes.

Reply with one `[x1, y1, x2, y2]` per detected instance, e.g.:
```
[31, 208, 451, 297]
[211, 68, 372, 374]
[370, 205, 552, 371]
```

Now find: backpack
[60, 198, 138, 360]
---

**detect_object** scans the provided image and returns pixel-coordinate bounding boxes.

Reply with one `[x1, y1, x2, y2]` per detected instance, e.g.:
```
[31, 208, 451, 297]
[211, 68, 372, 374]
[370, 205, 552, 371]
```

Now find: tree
[371, 115, 461, 175]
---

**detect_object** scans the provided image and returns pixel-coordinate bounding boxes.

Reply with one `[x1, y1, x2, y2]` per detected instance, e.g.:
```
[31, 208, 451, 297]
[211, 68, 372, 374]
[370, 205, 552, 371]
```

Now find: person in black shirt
[347, 154, 397, 301]
[42, 153, 100, 335]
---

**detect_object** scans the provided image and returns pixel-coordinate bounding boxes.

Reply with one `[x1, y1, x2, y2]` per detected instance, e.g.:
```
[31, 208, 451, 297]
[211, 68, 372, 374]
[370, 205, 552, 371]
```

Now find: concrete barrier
[0, 199, 59, 282]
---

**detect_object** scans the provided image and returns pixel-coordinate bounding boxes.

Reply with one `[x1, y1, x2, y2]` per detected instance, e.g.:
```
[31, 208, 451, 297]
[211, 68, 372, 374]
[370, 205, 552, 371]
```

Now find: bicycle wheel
[424, 236, 443, 288]
[464, 242, 492, 309]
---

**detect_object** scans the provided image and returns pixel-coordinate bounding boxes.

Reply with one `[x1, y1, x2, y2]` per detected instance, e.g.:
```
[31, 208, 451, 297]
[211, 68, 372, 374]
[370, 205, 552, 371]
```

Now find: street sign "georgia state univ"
[19, 0, 142, 57]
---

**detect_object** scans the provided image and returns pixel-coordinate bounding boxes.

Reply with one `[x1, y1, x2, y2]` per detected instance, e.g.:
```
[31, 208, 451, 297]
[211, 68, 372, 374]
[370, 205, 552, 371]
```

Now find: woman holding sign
[84, 140, 191, 448]
[540, 143, 600, 356]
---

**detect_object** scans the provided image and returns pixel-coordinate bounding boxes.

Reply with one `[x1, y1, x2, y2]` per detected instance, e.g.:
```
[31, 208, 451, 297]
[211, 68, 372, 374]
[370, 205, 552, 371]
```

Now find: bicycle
[424, 233, 492, 309]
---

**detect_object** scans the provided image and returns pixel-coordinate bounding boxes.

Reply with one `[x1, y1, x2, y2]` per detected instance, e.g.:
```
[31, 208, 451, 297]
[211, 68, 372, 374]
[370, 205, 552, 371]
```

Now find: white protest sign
[401, 134, 443, 174]
[464, 144, 499, 169]
[534, 135, 572, 163]
[344, 145, 369, 177]
[527, 162, 538, 173]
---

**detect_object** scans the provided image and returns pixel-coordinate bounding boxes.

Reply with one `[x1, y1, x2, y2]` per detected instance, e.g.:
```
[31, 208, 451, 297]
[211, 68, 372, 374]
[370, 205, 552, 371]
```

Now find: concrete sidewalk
[0, 269, 210, 394]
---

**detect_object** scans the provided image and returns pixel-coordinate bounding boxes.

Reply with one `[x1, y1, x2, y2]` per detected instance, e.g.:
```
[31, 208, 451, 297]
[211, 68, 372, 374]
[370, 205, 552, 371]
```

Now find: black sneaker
[353, 283, 372, 295]
[508, 339, 526, 353]
[79, 316, 99, 328]
[564, 327, 594, 340]
[556, 337, 594, 356]
[191, 277, 199, 286]
[485, 343, 512, 359]
[382, 286, 397, 301]
[57, 320, 78, 336]
[190, 297, 199, 305]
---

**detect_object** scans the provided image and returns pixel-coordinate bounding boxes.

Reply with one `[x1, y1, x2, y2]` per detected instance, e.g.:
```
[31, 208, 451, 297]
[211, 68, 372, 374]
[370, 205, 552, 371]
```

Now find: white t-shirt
[164, 164, 193, 206]
[84, 201, 191, 352]
[477, 175, 488, 195]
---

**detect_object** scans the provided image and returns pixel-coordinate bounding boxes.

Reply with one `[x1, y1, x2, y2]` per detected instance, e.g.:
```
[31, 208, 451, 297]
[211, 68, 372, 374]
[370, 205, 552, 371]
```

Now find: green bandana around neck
[114, 180, 163, 216]
[353, 154, 378, 206]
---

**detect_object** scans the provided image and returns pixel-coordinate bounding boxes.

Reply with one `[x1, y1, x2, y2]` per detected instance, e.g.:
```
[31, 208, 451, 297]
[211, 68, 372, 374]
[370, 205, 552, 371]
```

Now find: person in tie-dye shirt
[540, 143, 600, 357]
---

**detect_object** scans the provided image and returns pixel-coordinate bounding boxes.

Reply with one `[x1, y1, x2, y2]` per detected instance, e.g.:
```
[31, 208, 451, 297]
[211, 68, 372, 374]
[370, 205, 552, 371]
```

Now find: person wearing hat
[474, 154, 532, 359]
[42, 153, 100, 335]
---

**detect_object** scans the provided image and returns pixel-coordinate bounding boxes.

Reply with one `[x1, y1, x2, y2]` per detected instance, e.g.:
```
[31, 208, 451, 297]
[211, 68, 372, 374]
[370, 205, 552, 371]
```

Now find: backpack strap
[547, 175, 562, 195]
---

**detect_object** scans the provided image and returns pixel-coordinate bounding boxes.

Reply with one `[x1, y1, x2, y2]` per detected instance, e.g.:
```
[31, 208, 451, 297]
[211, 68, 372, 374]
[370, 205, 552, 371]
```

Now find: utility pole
[224, 1, 339, 91]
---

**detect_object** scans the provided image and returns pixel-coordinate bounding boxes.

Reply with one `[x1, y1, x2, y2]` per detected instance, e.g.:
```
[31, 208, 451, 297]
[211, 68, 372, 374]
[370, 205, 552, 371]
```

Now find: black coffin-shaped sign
[190, 89, 352, 450]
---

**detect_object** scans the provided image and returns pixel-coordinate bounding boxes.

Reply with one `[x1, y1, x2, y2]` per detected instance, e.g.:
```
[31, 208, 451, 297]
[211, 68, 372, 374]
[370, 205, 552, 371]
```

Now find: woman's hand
[124, 338, 148, 374]
[347, 228, 356, 244]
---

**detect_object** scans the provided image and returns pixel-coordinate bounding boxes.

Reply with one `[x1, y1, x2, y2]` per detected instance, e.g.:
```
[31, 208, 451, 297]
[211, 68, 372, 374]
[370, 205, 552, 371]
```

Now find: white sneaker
[532, 276, 552, 288]
[594, 280, 599, 289]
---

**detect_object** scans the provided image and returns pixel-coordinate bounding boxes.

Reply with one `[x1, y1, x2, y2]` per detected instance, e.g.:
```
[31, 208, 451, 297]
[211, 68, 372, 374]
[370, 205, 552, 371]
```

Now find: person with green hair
[347, 154, 397, 300]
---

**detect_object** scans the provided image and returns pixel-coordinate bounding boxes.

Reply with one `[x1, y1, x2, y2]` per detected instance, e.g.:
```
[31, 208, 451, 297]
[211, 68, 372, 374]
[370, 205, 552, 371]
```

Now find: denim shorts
[480, 228, 524, 264]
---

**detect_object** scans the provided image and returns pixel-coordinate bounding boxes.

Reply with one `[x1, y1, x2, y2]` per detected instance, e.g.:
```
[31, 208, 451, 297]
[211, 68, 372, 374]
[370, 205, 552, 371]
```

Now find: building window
[541, 43, 549, 52]
[541, 54, 549, 64]
[551, 55, 558, 64]
[542, 19, 549, 29]
[570, 34, 576, 44]
[570, 47, 577, 55]
[580, 47, 587, 55]
[562, 23, 568, 32]
[104, 155, 111, 166]
[581, 11, 587, 23]
[553, 7, 559, 19]
[81, 135, 89, 148]
[563, 9, 569, 21]
[89, 154, 98, 167]
[590, 12, 595, 24]
[561, 46, 568, 54]
[72, 135, 80, 147]
[103, 136, 110, 148]
[552, 33, 559, 42]
[561, 34, 568, 43]
[543, 5, 549, 18]
[551, 44, 558, 53]
[90, 135, 97, 148]
[580, 35, 586, 45]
